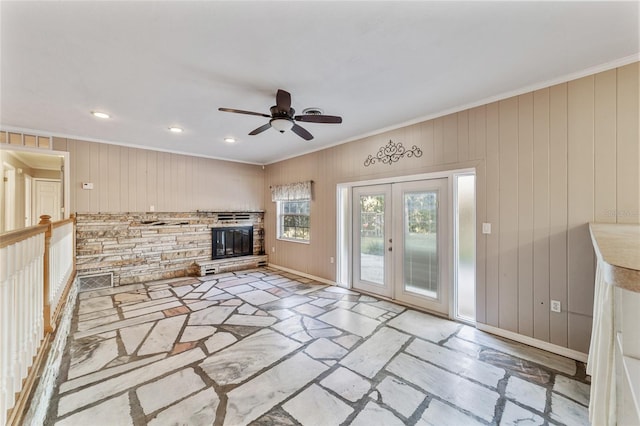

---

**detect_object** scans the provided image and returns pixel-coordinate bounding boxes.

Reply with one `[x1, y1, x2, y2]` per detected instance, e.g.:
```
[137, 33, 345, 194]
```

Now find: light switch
[82, 182, 94, 190]
[482, 223, 492, 234]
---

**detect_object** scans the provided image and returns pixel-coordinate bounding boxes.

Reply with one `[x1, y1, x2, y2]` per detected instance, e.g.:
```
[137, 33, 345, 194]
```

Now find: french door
[352, 179, 449, 314]
[352, 185, 393, 297]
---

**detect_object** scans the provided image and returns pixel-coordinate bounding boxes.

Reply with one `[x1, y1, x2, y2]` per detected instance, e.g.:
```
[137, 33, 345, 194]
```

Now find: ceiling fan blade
[276, 89, 291, 113]
[249, 123, 272, 135]
[218, 107, 270, 118]
[291, 124, 313, 141]
[294, 114, 342, 124]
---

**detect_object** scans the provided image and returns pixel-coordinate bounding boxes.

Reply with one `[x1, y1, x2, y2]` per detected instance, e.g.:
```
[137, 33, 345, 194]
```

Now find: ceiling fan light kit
[270, 118, 294, 133]
[218, 89, 342, 141]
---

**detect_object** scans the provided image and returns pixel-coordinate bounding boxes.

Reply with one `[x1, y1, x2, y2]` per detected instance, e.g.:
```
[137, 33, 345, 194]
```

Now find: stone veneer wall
[75, 212, 264, 285]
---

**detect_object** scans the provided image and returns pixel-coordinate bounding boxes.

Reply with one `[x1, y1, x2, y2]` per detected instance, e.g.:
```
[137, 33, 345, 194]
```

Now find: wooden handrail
[0, 225, 48, 248]
[0, 216, 74, 248]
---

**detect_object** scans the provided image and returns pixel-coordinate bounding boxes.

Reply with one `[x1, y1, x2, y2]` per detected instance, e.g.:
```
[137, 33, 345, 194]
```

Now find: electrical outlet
[550, 300, 561, 313]
[330, 257, 334, 264]
[271, 247, 275, 253]
[149, 205, 155, 212]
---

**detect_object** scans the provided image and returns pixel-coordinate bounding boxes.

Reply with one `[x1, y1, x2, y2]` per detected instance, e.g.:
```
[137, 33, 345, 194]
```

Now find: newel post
[39, 215, 53, 333]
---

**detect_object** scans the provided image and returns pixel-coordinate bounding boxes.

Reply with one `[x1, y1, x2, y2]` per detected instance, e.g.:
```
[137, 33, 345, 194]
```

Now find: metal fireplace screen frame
[212, 226, 254, 259]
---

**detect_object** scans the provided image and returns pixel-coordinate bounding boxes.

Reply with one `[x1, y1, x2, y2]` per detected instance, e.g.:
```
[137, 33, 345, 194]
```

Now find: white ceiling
[1, 1, 638, 165]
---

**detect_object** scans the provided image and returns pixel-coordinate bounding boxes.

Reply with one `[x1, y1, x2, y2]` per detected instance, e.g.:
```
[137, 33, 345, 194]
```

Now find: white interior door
[352, 179, 450, 315]
[34, 179, 61, 222]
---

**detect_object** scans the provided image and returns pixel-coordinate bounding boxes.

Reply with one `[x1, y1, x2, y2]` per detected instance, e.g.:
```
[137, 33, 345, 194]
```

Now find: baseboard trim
[476, 322, 588, 363]
[267, 264, 336, 286]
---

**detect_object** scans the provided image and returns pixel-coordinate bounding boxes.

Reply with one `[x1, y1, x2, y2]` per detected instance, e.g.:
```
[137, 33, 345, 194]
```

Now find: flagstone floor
[45, 268, 590, 426]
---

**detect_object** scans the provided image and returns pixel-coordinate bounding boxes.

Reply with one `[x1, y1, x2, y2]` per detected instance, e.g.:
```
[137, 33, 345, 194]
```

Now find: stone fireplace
[75, 211, 265, 285]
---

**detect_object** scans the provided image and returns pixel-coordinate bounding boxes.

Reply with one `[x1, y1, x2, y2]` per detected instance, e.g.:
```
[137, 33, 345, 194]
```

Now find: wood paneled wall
[264, 62, 639, 353]
[51, 139, 265, 213]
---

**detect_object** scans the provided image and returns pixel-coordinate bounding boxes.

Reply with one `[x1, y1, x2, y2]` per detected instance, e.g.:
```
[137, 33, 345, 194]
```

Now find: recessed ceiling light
[168, 126, 183, 133]
[91, 111, 110, 119]
[224, 137, 236, 143]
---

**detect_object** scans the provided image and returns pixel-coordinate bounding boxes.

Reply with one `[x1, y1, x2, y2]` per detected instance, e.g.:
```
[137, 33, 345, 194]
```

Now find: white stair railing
[47, 221, 74, 329]
[0, 215, 76, 425]
[0, 226, 46, 426]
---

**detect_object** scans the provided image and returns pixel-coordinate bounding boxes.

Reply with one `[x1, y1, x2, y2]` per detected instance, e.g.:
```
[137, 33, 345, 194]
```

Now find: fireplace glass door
[212, 226, 253, 259]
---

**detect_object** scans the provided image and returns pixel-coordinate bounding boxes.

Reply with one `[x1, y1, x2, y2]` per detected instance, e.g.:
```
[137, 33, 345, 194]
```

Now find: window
[277, 200, 310, 242]
[271, 180, 312, 243]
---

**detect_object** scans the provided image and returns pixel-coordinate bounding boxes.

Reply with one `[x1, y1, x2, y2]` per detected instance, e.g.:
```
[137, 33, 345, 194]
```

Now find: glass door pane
[403, 191, 438, 298]
[352, 185, 392, 298]
[359, 194, 385, 284]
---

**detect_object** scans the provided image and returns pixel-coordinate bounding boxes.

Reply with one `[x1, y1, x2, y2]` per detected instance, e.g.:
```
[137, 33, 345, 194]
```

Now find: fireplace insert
[212, 226, 253, 259]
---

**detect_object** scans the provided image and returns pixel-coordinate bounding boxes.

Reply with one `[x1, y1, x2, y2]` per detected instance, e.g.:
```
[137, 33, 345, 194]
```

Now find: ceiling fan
[218, 89, 342, 141]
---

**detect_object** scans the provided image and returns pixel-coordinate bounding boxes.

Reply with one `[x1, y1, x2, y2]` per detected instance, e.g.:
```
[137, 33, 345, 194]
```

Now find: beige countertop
[589, 223, 640, 292]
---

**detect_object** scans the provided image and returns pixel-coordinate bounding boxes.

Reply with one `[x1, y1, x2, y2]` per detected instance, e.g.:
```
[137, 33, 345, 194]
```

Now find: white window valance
[271, 180, 312, 202]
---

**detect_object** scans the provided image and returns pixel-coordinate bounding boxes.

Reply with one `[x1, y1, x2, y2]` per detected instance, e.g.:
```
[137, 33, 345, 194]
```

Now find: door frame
[3, 162, 16, 232]
[0, 144, 70, 224]
[336, 167, 475, 319]
[24, 173, 32, 226]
